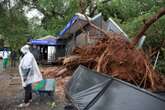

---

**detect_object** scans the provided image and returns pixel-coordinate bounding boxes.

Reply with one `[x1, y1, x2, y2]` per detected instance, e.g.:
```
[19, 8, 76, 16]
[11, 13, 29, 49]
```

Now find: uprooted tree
[63, 8, 165, 92]
[132, 7, 165, 46]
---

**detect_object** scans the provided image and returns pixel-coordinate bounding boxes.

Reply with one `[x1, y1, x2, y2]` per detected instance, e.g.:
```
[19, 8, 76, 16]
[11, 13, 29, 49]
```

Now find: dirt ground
[0, 60, 64, 110]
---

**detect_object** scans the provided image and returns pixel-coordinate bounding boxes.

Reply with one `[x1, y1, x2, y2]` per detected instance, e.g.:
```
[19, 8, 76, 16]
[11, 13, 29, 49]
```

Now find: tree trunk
[132, 7, 165, 46]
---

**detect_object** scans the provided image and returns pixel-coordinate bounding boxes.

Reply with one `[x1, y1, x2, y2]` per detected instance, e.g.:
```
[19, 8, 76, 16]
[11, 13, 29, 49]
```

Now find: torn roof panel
[92, 13, 108, 30]
[59, 13, 91, 38]
[107, 18, 128, 38]
[59, 15, 79, 36]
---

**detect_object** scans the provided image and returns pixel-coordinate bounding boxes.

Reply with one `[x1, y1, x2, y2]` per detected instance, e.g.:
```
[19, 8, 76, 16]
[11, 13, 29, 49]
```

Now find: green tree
[21, 0, 79, 34]
[0, 0, 30, 50]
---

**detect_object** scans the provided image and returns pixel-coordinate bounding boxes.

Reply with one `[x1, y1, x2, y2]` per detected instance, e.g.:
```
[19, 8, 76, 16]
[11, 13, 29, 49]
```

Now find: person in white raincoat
[18, 45, 43, 107]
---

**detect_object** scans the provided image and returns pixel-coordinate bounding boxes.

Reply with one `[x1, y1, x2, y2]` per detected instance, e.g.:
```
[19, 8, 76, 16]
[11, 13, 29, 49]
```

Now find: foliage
[22, 0, 79, 35]
[43, 0, 79, 34]
[0, 1, 30, 50]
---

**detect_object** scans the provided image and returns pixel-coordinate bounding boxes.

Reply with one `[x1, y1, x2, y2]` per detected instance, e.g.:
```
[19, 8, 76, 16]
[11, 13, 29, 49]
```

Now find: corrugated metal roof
[59, 13, 91, 38]
[58, 13, 129, 40]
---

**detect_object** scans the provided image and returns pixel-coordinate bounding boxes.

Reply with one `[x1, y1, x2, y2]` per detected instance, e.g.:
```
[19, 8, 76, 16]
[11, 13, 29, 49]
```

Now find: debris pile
[40, 66, 69, 100]
[41, 66, 72, 100]
[56, 76, 71, 100]
[64, 32, 165, 91]
[41, 66, 69, 78]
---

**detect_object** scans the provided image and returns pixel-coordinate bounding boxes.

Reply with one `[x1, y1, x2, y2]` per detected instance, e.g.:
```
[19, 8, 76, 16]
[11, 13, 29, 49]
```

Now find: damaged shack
[28, 35, 65, 64]
[58, 13, 129, 56]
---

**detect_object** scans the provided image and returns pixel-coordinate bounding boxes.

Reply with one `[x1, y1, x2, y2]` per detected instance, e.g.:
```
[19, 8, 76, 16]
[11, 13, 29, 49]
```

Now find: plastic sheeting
[65, 65, 165, 110]
[89, 80, 165, 110]
[72, 80, 110, 110]
[67, 66, 109, 95]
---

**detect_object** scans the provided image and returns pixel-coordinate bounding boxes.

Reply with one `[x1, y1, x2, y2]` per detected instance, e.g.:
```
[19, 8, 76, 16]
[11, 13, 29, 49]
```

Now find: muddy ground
[0, 60, 64, 110]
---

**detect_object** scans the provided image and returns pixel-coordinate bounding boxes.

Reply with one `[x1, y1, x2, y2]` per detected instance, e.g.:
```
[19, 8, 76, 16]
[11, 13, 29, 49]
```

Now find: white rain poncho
[2, 50, 9, 59]
[19, 45, 43, 87]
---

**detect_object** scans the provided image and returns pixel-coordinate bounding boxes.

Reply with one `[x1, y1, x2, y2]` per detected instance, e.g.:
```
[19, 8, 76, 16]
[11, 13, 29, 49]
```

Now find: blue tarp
[30, 39, 63, 46]
[59, 15, 78, 36]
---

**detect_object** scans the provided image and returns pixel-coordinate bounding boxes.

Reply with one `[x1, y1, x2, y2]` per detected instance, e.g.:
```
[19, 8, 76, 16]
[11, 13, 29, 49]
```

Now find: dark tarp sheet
[66, 65, 165, 110]
[72, 80, 110, 110]
[67, 66, 110, 95]
[89, 80, 165, 110]
[155, 92, 165, 99]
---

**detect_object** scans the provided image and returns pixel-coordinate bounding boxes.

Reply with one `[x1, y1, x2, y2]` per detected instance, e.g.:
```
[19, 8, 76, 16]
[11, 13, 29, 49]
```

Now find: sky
[24, 6, 44, 20]
[0, 0, 44, 23]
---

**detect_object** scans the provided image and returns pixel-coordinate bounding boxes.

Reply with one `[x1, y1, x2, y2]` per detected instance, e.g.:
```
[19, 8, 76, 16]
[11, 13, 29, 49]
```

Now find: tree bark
[132, 7, 165, 46]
